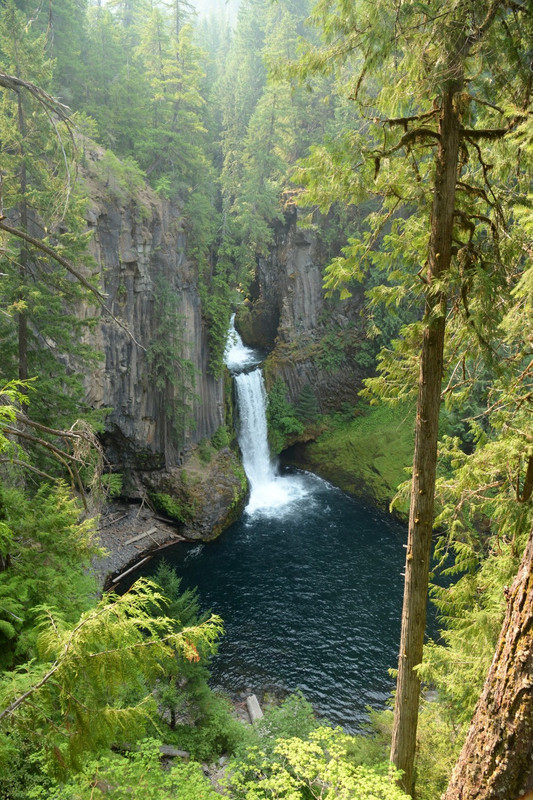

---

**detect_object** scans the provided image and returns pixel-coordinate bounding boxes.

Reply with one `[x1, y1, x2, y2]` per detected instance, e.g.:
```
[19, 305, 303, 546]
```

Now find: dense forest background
[0, 0, 531, 798]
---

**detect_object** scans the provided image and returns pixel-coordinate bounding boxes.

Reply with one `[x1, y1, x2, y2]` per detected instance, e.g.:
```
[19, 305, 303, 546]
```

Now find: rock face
[237, 206, 366, 412]
[76, 146, 246, 537]
[82, 148, 223, 472]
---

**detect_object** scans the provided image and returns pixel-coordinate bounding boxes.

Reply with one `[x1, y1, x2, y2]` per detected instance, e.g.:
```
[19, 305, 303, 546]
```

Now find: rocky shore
[94, 502, 187, 590]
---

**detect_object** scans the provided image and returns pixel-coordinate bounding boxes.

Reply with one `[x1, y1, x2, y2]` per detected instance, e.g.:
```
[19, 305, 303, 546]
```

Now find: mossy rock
[285, 403, 414, 514]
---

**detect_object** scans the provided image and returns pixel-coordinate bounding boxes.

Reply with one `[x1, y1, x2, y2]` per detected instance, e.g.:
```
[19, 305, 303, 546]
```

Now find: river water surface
[142, 480, 405, 730]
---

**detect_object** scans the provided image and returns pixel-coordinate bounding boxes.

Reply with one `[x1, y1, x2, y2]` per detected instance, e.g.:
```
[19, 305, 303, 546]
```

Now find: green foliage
[41, 738, 220, 800]
[304, 402, 414, 511]
[0, 2, 100, 433]
[151, 560, 204, 628]
[316, 329, 347, 374]
[198, 269, 236, 378]
[95, 150, 149, 205]
[295, 384, 320, 424]
[149, 492, 194, 523]
[172, 691, 249, 762]
[0, 482, 101, 669]
[211, 424, 231, 450]
[251, 693, 321, 755]
[0, 579, 223, 777]
[266, 378, 305, 454]
[144, 561, 242, 760]
[198, 438, 214, 464]
[226, 725, 409, 800]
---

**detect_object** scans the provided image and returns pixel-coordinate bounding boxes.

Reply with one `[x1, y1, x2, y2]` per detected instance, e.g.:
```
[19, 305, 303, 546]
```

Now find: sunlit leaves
[0, 579, 223, 774]
[226, 726, 409, 800]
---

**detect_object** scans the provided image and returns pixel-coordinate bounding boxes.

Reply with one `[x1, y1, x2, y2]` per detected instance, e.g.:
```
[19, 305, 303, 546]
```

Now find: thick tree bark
[390, 83, 462, 795]
[443, 527, 533, 800]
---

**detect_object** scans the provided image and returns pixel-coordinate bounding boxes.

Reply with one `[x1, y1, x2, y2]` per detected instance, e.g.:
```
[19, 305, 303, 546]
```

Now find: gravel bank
[94, 502, 187, 590]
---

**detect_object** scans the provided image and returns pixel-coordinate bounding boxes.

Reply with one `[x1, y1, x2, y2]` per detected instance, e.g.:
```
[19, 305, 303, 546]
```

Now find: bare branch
[0, 218, 147, 352]
[0, 71, 71, 125]
[14, 412, 95, 441]
[3, 426, 85, 465]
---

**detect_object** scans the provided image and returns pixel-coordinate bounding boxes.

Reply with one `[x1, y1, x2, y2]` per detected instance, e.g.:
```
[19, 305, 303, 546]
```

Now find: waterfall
[234, 369, 276, 491]
[224, 315, 308, 516]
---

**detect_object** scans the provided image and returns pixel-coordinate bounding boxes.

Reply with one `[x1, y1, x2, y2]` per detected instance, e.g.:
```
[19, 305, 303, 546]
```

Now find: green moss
[230, 460, 247, 495]
[266, 378, 305, 454]
[302, 403, 414, 513]
[197, 438, 214, 464]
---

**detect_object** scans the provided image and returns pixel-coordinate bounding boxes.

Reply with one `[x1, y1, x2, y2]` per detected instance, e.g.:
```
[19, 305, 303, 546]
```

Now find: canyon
[79, 148, 368, 573]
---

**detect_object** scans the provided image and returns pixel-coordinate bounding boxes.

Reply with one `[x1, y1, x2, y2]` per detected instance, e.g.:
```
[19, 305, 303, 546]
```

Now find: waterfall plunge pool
[128, 317, 408, 731]
[133, 476, 406, 731]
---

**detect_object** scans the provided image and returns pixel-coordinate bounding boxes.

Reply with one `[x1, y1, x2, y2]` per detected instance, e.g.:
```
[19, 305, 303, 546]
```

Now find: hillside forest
[0, 0, 532, 798]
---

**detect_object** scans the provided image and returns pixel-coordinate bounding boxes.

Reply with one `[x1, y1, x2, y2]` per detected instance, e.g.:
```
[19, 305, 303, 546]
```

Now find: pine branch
[386, 108, 440, 129]
[374, 127, 441, 159]
[456, 182, 493, 205]
[0, 661, 60, 722]
[460, 122, 524, 140]
[0, 456, 56, 481]
[0, 218, 147, 352]
[465, 0, 505, 47]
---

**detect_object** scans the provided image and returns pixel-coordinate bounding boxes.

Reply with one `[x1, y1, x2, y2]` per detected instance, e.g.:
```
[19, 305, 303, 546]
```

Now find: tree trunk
[17, 91, 28, 383]
[390, 83, 462, 795]
[443, 527, 533, 800]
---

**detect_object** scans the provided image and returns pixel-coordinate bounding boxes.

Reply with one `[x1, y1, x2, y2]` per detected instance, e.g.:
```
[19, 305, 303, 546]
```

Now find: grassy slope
[290, 403, 415, 513]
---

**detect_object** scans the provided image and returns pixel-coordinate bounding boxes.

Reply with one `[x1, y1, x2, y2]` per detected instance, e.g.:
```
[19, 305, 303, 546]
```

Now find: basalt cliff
[78, 147, 245, 551]
[78, 154, 367, 565]
[237, 206, 366, 412]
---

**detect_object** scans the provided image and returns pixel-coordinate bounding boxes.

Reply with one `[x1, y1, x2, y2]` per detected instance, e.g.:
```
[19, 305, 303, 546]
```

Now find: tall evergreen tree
[294, 0, 531, 791]
[0, 1, 96, 430]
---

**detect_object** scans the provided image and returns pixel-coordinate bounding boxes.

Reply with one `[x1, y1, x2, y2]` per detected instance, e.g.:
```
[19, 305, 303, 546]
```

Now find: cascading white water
[224, 315, 308, 516]
[234, 369, 276, 490]
[223, 314, 262, 373]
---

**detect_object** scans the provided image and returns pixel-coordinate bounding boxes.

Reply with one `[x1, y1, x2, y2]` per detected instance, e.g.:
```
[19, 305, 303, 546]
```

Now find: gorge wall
[237, 206, 367, 412]
[74, 152, 369, 542]
[76, 146, 245, 537]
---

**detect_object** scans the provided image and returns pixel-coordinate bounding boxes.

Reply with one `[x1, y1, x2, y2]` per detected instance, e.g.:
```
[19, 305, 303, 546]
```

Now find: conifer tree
[0, 1, 98, 430]
[294, 0, 531, 791]
[0, 579, 223, 774]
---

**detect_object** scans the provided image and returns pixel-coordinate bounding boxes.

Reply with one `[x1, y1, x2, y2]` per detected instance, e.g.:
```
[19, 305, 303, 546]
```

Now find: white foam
[224, 314, 262, 372]
[224, 315, 312, 518]
[245, 474, 311, 517]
